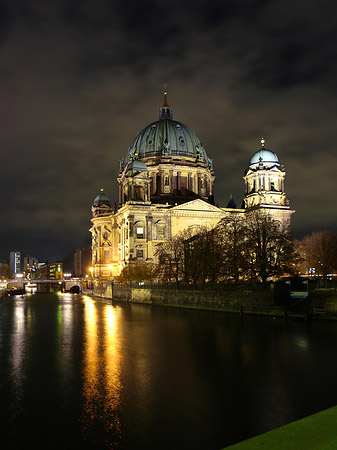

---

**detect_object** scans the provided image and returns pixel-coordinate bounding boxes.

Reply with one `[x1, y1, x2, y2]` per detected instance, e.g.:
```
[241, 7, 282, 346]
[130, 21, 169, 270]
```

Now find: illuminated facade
[90, 92, 294, 279]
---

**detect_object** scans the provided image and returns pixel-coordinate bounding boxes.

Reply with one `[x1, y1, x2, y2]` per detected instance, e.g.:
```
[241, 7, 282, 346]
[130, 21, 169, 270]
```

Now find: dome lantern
[159, 83, 173, 120]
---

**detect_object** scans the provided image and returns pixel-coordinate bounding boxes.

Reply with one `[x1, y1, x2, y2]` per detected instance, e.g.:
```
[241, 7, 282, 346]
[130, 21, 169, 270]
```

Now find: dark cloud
[0, 0, 337, 261]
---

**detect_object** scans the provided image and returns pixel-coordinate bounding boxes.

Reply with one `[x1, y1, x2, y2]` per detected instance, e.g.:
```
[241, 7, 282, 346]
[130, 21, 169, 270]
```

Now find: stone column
[146, 215, 153, 241]
[152, 173, 157, 195]
[128, 215, 134, 237]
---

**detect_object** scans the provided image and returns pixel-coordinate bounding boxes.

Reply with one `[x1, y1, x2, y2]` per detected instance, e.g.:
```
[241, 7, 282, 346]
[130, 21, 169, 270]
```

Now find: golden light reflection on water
[83, 296, 99, 417]
[81, 297, 123, 441]
[103, 305, 123, 434]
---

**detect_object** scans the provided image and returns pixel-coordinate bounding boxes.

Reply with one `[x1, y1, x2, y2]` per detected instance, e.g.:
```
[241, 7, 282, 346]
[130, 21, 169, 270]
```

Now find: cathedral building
[90, 90, 294, 280]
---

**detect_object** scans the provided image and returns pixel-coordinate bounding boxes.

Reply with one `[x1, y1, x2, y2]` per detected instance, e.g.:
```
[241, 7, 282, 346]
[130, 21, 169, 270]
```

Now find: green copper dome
[123, 89, 213, 170]
[126, 119, 209, 162]
[93, 188, 111, 207]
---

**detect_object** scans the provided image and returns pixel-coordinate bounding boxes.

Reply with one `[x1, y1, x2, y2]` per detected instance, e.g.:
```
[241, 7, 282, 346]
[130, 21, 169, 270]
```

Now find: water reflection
[11, 296, 31, 392]
[57, 294, 74, 384]
[2, 294, 337, 450]
[103, 305, 122, 434]
[82, 296, 99, 422]
[81, 297, 123, 446]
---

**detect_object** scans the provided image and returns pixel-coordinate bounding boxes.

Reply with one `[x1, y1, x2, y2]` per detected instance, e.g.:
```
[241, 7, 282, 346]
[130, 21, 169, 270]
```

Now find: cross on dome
[160, 83, 173, 120]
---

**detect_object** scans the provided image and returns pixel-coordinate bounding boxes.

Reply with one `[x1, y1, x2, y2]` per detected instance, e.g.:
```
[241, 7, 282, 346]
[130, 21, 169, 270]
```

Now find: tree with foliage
[243, 210, 298, 286]
[298, 231, 337, 279]
[117, 262, 156, 283]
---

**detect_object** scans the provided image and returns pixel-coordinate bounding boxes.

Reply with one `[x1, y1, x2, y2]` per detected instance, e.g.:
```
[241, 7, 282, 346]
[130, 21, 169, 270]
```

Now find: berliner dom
[90, 90, 294, 279]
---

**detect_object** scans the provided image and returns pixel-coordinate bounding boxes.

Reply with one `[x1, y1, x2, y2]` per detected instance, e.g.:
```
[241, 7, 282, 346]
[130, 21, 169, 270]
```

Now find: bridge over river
[6, 279, 83, 294]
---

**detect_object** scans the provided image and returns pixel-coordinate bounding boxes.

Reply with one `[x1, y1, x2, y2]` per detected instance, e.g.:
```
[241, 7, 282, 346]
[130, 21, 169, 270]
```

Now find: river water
[1, 293, 337, 450]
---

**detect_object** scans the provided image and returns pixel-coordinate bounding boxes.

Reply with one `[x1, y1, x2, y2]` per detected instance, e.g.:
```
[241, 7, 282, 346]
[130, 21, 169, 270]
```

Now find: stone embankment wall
[89, 283, 284, 316]
[310, 289, 337, 315]
[86, 283, 337, 319]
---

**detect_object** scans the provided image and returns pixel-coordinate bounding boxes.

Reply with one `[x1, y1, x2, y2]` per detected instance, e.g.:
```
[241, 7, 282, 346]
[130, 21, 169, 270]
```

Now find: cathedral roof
[124, 88, 212, 168]
[250, 138, 279, 166]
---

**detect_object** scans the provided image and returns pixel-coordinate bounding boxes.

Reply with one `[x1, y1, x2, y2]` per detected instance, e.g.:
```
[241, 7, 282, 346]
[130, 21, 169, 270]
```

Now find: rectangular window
[104, 249, 110, 263]
[136, 227, 144, 239]
[136, 250, 144, 258]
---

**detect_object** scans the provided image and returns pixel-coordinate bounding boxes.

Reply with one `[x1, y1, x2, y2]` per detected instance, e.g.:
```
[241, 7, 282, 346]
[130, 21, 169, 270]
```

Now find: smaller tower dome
[92, 188, 112, 218]
[125, 160, 149, 176]
[249, 138, 279, 166]
[93, 188, 111, 207]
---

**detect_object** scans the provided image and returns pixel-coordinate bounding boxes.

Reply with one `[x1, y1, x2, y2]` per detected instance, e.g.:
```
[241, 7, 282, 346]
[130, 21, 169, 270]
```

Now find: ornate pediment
[171, 199, 223, 213]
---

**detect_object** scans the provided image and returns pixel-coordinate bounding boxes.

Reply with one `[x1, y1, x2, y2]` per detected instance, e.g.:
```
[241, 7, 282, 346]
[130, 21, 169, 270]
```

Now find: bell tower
[243, 138, 289, 209]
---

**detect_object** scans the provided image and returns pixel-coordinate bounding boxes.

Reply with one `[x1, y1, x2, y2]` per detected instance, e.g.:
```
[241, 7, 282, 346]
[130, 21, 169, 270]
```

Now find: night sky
[1, 0, 337, 262]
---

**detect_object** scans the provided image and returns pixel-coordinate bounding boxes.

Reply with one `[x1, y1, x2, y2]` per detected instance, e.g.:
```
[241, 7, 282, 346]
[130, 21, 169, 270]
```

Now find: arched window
[157, 225, 165, 239]
[135, 185, 144, 201]
[155, 221, 166, 239]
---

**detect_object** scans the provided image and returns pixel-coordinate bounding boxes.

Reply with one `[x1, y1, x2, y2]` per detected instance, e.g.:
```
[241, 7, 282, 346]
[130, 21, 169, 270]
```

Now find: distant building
[90, 90, 294, 280]
[23, 255, 38, 271]
[36, 262, 63, 280]
[23, 255, 38, 279]
[9, 251, 21, 275]
[63, 247, 92, 277]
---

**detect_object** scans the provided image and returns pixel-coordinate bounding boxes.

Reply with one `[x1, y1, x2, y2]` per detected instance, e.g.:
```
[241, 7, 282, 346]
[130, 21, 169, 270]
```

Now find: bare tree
[216, 214, 247, 282]
[243, 210, 298, 286]
[183, 231, 205, 287]
[155, 227, 211, 288]
[155, 233, 186, 287]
